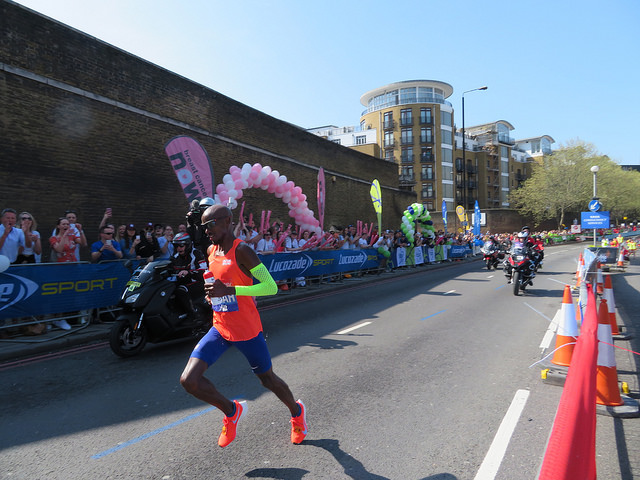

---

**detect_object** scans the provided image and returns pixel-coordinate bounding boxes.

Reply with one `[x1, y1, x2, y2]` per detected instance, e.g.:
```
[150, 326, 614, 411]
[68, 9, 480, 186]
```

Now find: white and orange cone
[596, 298, 624, 406]
[575, 255, 585, 288]
[596, 262, 604, 295]
[602, 275, 620, 336]
[552, 285, 579, 367]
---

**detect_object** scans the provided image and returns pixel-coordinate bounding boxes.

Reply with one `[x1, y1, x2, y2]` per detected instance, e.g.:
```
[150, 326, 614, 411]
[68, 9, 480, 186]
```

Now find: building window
[421, 147, 434, 162]
[400, 108, 413, 126]
[421, 164, 433, 180]
[420, 127, 433, 143]
[420, 107, 433, 124]
[401, 128, 413, 145]
[401, 146, 414, 163]
[422, 183, 434, 199]
[383, 111, 394, 129]
[441, 130, 453, 145]
[331, 139, 341, 145]
[400, 88, 417, 104]
[442, 148, 452, 163]
[384, 130, 394, 148]
[355, 135, 366, 145]
[384, 149, 395, 163]
[442, 183, 454, 198]
[441, 111, 452, 127]
[442, 165, 453, 181]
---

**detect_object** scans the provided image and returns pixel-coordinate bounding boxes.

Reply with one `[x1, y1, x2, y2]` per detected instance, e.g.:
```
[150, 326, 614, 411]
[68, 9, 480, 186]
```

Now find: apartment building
[309, 79, 554, 217]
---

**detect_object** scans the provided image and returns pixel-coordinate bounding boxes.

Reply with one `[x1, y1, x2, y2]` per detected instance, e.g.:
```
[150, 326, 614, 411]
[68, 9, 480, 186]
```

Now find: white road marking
[487, 275, 495, 278]
[474, 389, 530, 480]
[444, 290, 456, 295]
[337, 321, 372, 335]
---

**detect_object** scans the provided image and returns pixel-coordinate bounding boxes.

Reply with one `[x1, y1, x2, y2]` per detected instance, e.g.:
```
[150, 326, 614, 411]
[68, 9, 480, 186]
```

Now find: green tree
[510, 141, 640, 228]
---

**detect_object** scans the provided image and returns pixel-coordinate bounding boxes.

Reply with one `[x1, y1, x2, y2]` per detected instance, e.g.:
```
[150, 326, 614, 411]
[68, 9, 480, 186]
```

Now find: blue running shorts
[190, 327, 272, 374]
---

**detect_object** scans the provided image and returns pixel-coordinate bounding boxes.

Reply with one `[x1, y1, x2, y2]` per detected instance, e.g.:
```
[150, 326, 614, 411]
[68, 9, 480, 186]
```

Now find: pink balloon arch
[215, 163, 322, 236]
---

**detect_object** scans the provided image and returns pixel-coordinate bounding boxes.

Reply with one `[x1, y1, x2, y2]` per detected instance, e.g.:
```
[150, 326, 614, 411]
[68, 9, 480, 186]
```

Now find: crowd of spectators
[2, 203, 639, 338]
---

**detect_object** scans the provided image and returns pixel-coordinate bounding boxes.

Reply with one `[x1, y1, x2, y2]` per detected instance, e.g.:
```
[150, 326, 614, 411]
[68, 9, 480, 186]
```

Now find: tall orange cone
[617, 250, 625, 268]
[596, 298, 624, 406]
[596, 262, 604, 295]
[574, 252, 583, 279]
[575, 255, 585, 288]
[602, 275, 620, 335]
[552, 285, 579, 366]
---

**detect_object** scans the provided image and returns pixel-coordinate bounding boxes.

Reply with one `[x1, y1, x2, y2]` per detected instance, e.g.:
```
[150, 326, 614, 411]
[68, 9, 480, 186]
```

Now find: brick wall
[0, 1, 414, 260]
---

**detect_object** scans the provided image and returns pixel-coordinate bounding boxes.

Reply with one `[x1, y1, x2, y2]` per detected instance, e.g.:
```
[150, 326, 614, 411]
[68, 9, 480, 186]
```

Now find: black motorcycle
[109, 260, 211, 357]
[505, 244, 536, 296]
[481, 241, 501, 270]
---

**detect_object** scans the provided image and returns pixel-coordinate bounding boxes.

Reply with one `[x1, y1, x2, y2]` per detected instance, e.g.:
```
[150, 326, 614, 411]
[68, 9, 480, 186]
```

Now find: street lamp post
[461, 86, 487, 231]
[591, 165, 599, 247]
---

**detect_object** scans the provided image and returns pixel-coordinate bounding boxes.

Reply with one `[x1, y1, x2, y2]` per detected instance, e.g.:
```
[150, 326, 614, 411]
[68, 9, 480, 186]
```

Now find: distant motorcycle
[109, 260, 211, 357]
[505, 244, 536, 296]
[481, 241, 501, 270]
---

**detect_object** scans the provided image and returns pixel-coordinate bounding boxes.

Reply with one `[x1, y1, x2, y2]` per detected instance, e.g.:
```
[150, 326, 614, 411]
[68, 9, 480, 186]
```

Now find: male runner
[180, 204, 307, 447]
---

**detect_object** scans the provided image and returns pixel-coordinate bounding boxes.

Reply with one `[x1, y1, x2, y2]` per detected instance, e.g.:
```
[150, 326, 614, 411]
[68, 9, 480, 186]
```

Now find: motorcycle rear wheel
[512, 271, 520, 296]
[109, 319, 148, 357]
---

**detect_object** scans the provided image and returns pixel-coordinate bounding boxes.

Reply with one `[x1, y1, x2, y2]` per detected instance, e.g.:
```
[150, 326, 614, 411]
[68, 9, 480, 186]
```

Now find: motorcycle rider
[171, 232, 208, 321]
[504, 231, 536, 284]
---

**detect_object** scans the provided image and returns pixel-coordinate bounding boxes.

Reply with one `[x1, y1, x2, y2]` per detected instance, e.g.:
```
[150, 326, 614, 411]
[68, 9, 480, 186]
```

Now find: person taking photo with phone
[91, 225, 123, 262]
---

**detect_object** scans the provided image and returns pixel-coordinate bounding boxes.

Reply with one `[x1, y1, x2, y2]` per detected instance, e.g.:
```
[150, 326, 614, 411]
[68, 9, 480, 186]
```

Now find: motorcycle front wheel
[512, 271, 520, 296]
[109, 319, 148, 357]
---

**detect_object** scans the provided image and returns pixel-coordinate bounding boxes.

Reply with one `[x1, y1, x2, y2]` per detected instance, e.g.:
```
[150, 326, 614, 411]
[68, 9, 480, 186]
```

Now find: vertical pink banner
[164, 136, 215, 204]
[317, 167, 325, 232]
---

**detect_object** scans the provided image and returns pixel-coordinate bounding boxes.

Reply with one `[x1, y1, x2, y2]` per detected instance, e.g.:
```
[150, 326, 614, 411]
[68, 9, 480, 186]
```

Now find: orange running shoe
[290, 400, 307, 444]
[218, 400, 246, 448]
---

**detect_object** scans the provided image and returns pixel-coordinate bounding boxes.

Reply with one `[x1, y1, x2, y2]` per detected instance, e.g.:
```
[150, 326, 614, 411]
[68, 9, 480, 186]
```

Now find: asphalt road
[0, 243, 633, 479]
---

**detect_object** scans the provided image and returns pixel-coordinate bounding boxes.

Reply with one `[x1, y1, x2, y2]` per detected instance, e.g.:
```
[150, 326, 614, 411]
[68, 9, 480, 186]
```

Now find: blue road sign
[588, 199, 602, 212]
[581, 211, 609, 229]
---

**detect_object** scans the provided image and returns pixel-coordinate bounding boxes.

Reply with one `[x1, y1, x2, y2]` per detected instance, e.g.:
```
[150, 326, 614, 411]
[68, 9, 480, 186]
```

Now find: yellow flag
[370, 179, 382, 232]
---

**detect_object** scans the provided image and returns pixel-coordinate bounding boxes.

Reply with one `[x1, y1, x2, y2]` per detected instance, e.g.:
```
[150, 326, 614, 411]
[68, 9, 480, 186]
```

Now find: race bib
[211, 294, 239, 312]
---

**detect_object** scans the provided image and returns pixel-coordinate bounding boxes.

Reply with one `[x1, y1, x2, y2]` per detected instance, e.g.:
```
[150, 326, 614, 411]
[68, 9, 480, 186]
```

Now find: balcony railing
[400, 118, 414, 127]
[362, 95, 453, 116]
[421, 192, 435, 199]
[420, 153, 434, 162]
[383, 139, 395, 148]
[401, 137, 414, 146]
[400, 154, 414, 163]
[399, 174, 416, 186]
[420, 136, 434, 144]
[494, 133, 515, 145]
[383, 120, 395, 130]
[420, 117, 434, 125]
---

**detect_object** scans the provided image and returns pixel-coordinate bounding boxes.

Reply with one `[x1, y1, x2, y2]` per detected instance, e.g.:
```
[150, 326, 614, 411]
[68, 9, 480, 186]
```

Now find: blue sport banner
[0, 262, 131, 320]
[258, 249, 380, 281]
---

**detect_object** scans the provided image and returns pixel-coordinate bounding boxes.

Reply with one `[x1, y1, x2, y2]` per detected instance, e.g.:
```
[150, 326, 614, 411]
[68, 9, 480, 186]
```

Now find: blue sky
[13, 0, 640, 164]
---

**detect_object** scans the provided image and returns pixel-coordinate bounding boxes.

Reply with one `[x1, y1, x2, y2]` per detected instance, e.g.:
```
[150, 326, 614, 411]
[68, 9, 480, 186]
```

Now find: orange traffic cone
[602, 275, 620, 335]
[596, 298, 624, 406]
[575, 254, 585, 288]
[617, 250, 625, 268]
[574, 252, 583, 279]
[552, 285, 579, 367]
[596, 262, 604, 295]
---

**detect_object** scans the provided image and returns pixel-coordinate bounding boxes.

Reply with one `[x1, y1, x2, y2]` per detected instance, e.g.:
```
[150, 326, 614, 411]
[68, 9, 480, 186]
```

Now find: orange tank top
[208, 238, 262, 341]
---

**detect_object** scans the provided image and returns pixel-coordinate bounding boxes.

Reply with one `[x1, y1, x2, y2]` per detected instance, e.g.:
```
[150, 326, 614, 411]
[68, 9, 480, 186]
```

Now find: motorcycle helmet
[173, 232, 192, 249]
[199, 197, 215, 210]
[517, 231, 528, 239]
